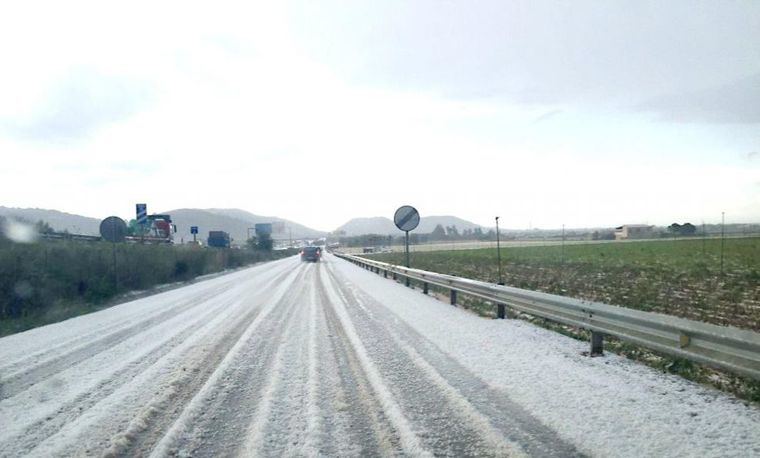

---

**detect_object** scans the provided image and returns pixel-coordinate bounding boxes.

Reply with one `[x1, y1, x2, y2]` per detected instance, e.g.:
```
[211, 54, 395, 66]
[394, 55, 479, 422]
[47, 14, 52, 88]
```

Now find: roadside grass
[368, 237, 760, 404]
[0, 239, 298, 336]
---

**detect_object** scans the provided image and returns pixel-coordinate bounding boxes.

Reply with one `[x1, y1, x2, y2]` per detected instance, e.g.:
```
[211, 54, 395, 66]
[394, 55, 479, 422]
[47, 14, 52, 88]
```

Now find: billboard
[255, 223, 272, 235]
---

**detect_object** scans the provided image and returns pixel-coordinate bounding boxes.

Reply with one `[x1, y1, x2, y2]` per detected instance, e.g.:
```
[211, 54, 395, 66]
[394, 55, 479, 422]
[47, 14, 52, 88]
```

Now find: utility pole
[561, 223, 565, 264]
[495, 216, 503, 285]
[720, 212, 725, 276]
[702, 221, 706, 256]
[495, 216, 507, 319]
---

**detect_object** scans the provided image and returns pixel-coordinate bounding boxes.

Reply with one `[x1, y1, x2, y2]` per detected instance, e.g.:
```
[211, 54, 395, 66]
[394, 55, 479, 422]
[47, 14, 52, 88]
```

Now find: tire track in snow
[298, 267, 321, 455]
[327, 256, 582, 457]
[0, 259, 298, 457]
[2, 253, 591, 456]
[316, 266, 402, 455]
[242, 266, 315, 455]
[0, 289, 244, 455]
[0, 280, 236, 375]
[0, 260, 285, 378]
[325, 259, 530, 456]
[110, 265, 302, 457]
[319, 261, 431, 457]
[149, 263, 310, 457]
[0, 280, 247, 400]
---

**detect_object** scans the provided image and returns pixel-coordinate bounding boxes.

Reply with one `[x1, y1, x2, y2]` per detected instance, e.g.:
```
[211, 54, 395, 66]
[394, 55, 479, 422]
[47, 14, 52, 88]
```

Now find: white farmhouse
[614, 224, 654, 240]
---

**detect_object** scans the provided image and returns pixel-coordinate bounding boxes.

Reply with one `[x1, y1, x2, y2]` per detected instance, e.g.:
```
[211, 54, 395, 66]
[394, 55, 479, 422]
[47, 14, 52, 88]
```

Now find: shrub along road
[0, 238, 296, 336]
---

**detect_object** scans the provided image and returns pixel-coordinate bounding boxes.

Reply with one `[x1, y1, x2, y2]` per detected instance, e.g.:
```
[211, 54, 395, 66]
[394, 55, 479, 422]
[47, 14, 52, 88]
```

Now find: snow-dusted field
[1, 254, 758, 457]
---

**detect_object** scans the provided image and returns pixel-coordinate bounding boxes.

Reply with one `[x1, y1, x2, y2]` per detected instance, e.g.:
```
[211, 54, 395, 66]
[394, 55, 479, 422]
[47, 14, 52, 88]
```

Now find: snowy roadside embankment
[330, 254, 760, 457]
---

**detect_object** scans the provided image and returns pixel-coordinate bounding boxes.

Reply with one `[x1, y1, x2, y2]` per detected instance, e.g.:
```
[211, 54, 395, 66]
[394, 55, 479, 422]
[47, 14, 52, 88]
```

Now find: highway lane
[1, 254, 759, 456]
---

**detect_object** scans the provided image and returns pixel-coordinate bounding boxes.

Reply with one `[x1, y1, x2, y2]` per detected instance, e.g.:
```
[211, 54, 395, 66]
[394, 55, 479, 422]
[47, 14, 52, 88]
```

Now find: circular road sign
[394, 205, 420, 232]
[100, 216, 127, 243]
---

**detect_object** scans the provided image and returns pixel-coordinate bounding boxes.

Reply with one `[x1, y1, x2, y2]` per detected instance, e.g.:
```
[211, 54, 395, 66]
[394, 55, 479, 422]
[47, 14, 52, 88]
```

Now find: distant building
[614, 224, 654, 240]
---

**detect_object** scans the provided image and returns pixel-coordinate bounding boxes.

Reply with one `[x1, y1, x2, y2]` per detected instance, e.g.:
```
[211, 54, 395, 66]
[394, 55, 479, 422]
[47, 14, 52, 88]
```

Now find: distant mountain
[333, 217, 398, 236]
[0, 207, 101, 235]
[165, 208, 325, 244]
[418, 216, 485, 233]
[335, 215, 485, 236]
[0, 206, 325, 243]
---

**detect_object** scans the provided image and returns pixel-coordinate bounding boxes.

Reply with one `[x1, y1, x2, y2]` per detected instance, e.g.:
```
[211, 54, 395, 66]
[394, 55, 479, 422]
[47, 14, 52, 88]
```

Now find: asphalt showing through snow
[1, 253, 759, 456]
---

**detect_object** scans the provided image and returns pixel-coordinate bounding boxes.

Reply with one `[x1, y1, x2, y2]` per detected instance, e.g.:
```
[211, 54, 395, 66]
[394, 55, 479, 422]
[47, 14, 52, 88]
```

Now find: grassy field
[369, 237, 760, 332]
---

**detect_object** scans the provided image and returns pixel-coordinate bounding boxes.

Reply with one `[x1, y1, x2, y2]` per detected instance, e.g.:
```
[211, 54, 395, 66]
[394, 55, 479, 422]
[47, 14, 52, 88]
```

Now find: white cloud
[0, 1, 758, 230]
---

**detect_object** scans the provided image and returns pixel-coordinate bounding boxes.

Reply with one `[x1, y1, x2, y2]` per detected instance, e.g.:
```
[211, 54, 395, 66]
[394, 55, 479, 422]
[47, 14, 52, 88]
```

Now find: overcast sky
[1, 1, 758, 231]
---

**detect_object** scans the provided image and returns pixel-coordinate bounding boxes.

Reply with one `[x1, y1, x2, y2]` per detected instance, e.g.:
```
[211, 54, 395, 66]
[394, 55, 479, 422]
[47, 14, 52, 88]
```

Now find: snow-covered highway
[1, 253, 759, 457]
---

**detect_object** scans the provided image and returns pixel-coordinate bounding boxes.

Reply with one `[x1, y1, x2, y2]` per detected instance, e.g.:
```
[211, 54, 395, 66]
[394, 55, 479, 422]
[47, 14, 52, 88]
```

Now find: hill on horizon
[335, 215, 485, 236]
[167, 208, 325, 244]
[0, 207, 102, 235]
[0, 206, 325, 243]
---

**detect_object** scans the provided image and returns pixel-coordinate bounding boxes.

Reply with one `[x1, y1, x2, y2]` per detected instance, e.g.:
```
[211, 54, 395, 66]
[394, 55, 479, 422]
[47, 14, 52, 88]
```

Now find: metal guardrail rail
[334, 252, 760, 380]
[41, 232, 102, 242]
[40, 233, 174, 244]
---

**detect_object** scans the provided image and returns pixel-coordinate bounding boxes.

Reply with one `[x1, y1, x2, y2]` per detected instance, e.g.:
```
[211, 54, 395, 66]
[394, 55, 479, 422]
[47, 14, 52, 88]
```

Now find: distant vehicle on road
[207, 231, 231, 248]
[126, 214, 176, 244]
[301, 246, 321, 262]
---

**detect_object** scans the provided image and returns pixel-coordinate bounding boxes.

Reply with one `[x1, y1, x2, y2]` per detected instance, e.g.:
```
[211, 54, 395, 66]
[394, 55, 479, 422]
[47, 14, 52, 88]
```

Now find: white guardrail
[334, 252, 760, 380]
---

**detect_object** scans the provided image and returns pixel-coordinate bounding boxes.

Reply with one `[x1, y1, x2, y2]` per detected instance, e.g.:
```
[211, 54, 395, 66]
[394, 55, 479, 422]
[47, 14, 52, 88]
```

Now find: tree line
[334, 224, 503, 247]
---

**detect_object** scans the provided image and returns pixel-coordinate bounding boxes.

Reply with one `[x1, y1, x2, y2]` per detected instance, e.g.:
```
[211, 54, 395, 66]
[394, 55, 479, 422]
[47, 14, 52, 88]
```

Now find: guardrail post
[405, 276, 410, 287]
[384, 270, 388, 278]
[590, 331, 604, 356]
[496, 282, 506, 319]
[450, 289, 457, 306]
[393, 272, 397, 281]
[423, 282, 428, 294]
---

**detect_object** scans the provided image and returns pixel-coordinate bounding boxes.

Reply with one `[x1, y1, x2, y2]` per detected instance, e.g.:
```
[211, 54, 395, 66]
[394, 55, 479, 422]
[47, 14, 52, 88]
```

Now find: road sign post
[405, 232, 410, 271]
[100, 216, 127, 291]
[394, 205, 420, 288]
[136, 203, 147, 243]
[191, 226, 198, 243]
